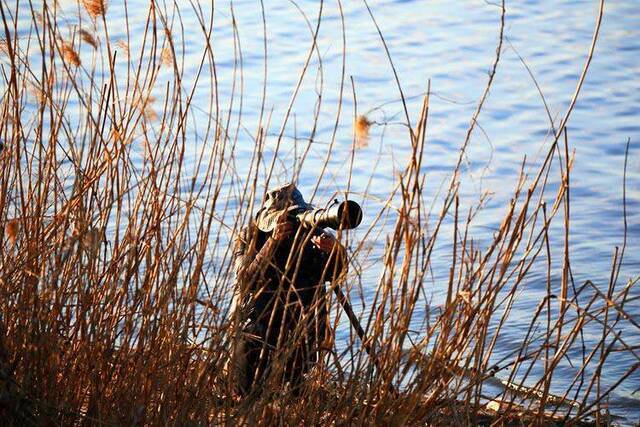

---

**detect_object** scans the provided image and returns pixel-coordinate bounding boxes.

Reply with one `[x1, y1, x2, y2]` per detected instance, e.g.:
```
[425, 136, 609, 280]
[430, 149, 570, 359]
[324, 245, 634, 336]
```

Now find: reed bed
[0, 0, 637, 425]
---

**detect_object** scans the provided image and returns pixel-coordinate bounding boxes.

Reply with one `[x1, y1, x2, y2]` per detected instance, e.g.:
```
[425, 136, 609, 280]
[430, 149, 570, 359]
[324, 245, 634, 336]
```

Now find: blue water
[5, 0, 639, 422]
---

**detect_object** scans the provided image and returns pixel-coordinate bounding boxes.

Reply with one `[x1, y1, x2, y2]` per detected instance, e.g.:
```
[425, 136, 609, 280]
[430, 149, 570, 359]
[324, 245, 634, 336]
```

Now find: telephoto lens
[295, 200, 362, 230]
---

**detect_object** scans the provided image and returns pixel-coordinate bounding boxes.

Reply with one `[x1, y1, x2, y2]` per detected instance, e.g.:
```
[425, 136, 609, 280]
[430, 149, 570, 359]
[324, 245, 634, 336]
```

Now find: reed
[0, 0, 635, 425]
[79, 29, 98, 50]
[82, 0, 107, 19]
[61, 41, 81, 67]
[354, 115, 372, 147]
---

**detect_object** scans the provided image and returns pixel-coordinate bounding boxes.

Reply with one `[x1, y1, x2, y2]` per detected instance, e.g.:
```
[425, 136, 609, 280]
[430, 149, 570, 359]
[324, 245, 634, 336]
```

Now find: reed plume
[79, 29, 98, 49]
[82, 0, 107, 19]
[0, 39, 9, 55]
[115, 39, 129, 58]
[136, 93, 158, 121]
[28, 82, 46, 104]
[110, 125, 122, 143]
[161, 46, 173, 66]
[61, 42, 81, 67]
[78, 228, 102, 255]
[4, 219, 19, 246]
[142, 105, 158, 122]
[355, 115, 372, 147]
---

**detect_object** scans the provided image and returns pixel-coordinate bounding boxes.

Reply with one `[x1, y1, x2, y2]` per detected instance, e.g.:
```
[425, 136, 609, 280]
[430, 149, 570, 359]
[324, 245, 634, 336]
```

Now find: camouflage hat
[255, 183, 311, 232]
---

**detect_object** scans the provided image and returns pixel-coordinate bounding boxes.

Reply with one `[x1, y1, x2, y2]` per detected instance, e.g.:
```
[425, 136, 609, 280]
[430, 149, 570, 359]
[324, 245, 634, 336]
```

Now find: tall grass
[0, 0, 637, 425]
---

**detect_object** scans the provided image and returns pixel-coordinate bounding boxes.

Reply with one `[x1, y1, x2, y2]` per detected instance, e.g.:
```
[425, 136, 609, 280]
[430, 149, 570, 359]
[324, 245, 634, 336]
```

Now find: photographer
[229, 184, 349, 396]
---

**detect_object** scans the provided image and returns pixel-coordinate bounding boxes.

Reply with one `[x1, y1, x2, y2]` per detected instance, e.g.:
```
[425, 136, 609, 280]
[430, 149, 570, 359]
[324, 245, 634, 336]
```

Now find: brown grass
[0, 0, 635, 425]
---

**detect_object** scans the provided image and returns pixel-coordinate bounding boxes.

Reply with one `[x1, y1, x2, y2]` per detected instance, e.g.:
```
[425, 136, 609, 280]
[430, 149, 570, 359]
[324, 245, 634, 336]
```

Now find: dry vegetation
[0, 0, 637, 425]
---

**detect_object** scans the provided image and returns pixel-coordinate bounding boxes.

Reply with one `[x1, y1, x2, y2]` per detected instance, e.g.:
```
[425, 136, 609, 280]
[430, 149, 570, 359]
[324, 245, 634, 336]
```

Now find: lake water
[8, 0, 640, 422]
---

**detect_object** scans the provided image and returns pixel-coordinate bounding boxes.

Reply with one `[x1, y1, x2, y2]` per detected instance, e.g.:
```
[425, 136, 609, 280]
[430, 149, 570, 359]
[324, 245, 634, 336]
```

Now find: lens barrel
[295, 200, 362, 230]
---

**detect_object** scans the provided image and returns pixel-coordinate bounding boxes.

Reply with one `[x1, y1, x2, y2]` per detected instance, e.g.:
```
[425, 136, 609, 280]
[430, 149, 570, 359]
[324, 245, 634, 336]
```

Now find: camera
[294, 200, 362, 230]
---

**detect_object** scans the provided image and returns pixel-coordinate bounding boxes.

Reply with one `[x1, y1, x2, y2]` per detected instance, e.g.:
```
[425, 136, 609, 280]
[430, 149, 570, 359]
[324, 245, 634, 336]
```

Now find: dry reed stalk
[110, 125, 122, 143]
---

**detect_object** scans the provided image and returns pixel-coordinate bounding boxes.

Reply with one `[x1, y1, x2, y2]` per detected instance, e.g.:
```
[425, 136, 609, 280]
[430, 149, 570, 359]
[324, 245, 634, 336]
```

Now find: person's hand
[271, 213, 294, 242]
[311, 231, 340, 253]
